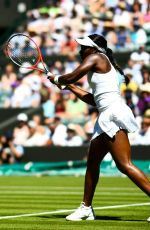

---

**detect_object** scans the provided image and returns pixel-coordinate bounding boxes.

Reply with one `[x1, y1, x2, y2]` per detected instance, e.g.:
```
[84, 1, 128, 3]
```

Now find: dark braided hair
[88, 34, 129, 85]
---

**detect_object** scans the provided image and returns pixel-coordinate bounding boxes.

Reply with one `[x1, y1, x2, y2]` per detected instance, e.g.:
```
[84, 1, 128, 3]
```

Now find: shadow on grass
[37, 215, 144, 222]
[95, 216, 144, 222]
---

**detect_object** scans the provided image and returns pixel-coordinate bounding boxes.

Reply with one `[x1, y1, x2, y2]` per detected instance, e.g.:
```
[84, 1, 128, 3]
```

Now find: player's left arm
[66, 84, 96, 107]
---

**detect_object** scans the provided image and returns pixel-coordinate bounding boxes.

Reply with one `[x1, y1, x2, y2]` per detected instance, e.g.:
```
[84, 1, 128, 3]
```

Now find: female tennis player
[48, 34, 150, 221]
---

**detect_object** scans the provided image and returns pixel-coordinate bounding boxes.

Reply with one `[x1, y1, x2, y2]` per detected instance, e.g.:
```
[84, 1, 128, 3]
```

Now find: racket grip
[47, 72, 53, 77]
[60, 85, 67, 89]
[47, 72, 66, 90]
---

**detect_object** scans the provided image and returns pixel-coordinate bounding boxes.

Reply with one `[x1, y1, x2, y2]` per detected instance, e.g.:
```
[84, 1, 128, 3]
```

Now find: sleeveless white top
[88, 54, 139, 139]
[88, 54, 121, 112]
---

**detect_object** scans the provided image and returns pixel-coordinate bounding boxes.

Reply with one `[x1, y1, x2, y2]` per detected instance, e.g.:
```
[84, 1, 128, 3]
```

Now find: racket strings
[6, 35, 39, 67]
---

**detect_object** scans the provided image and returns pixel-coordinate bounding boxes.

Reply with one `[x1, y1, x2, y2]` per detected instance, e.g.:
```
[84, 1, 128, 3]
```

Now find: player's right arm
[49, 54, 100, 85]
[66, 84, 96, 107]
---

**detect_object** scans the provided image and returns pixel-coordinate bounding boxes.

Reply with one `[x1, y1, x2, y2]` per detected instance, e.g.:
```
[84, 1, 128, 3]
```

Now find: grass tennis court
[0, 176, 149, 230]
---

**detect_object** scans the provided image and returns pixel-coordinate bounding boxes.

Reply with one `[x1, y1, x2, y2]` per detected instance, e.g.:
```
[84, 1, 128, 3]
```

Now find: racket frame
[5, 33, 66, 89]
[5, 33, 49, 74]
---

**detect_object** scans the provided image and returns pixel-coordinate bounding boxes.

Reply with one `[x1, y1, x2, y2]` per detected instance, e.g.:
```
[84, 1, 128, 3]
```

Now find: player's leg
[106, 129, 150, 196]
[83, 133, 108, 206]
[66, 133, 108, 221]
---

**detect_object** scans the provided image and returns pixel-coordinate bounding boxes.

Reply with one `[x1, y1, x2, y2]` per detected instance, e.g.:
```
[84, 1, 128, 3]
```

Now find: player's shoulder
[85, 53, 103, 62]
[90, 52, 107, 60]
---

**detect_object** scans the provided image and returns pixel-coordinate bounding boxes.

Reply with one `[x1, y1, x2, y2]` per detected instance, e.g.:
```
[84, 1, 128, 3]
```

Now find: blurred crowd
[0, 0, 150, 164]
[23, 0, 149, 54]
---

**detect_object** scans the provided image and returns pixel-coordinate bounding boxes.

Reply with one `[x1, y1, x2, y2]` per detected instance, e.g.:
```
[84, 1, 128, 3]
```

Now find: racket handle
[60, 85, 67, 89]
[47, 72, 66, 90]
[47, 72, 53, 77]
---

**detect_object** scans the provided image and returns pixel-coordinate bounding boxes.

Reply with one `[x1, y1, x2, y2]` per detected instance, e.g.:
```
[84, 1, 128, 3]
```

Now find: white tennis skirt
[92, 100, 139, 140]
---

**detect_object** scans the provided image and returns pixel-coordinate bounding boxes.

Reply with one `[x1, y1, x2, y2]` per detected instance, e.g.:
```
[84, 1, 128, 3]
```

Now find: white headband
[75, 36, 106, 53]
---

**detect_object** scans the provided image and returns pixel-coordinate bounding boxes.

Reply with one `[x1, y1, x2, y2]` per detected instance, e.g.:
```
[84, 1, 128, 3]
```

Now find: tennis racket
[5, 33, 65, 88]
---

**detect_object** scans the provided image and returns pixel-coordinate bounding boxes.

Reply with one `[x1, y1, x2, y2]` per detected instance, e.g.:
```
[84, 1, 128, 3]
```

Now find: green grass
[0, 176, 149, 230]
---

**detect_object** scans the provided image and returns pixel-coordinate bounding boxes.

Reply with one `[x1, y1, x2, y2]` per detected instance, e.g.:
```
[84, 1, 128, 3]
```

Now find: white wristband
[53, 74, 67, 90]
[47, 72, 53, 77]
[54, 75, 61, 84]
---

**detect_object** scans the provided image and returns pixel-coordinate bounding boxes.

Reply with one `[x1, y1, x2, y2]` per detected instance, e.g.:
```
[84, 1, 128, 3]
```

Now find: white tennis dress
[88, 54, 138, 140]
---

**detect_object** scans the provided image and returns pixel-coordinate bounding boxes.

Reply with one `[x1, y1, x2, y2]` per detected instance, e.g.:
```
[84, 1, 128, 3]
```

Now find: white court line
[0, 186, 139, 190]
[0, 191, 144, 196]
[0, 202, 149, 220]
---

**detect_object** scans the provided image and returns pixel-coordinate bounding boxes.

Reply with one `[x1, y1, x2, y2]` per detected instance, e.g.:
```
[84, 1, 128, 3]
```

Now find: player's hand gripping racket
[5, 33, 66, 89]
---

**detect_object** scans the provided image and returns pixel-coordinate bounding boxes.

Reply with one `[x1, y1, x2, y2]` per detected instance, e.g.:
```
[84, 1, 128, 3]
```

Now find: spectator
[141, 66, 150, 84]
[116, 25, 131, 49]
[131, 24, 147, 47]
[52, 61, 65, 75]
[32, 114, 43, 126]
[60, 35, 77, 55]
[51, 91, 66, 117]
[129, 113, 150, 145]
[103, 21, 118, 50]
[29, 83, 41, 107]
[144, 108, 150, 117]
[57, 92, 88, 125]
[64, 54, 79, 73]
[49, 116, 67, 146]
[130, 46, 150, 66]
[131, 0, 144, 28]
[0, 63, 18, 108]
[24, 120, 50, 146]
[32, 114, 52, 144]
[143, 4, 150, 30]
[137, 83, 150, 115]
[0, 133, 24, 164]
[62, 123, 83, 146]
[124, 89, 137, 115]
[89, 18, 103, 35]
[120, 70, 139, 116]
[0, 74, 12, 108]
[10, 77, 32, 108]
[41, 89, 55, 120]
[120, 69, 139, 93]
[113, 1, 132, 30]
[13, 113, 30, 145]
